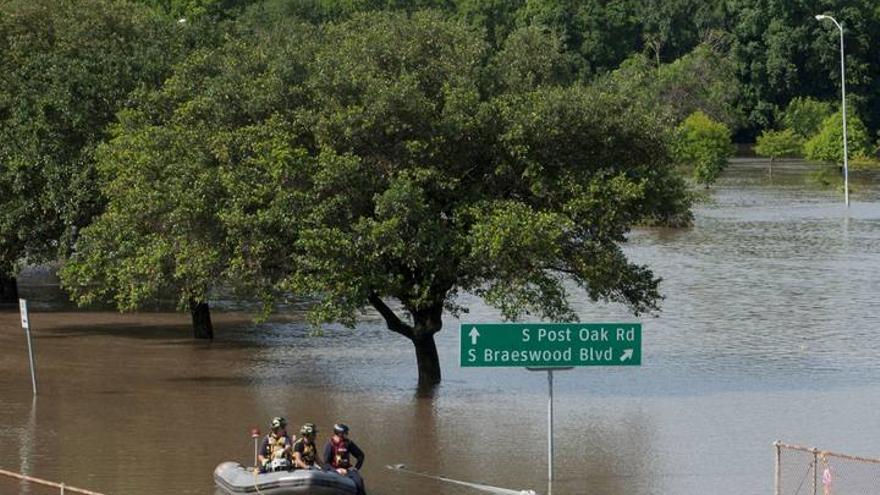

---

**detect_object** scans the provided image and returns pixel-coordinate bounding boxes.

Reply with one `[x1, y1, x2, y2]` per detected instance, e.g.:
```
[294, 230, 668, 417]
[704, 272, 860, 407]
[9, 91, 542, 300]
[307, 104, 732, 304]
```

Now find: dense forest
[2, 0, 877, 384]
[130, 0, 880, 138]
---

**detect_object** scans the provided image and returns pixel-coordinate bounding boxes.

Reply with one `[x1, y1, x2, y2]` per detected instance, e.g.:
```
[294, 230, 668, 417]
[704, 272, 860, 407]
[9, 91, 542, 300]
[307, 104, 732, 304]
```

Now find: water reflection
[16, 398, 37, 495]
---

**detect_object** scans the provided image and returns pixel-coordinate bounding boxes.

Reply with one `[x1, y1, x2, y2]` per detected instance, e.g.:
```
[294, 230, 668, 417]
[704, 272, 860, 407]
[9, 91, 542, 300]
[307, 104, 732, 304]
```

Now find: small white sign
[19, 298, 29, 329]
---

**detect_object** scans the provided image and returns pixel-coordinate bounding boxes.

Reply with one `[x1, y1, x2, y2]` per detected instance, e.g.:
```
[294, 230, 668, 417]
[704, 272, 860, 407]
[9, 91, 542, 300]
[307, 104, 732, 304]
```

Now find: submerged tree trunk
[189, 298, 214, 340]
[411, 304, 443, 387]
[412, 333, 442, 387]
[369, 293, 443, 388]
[0, 274, 18, 304]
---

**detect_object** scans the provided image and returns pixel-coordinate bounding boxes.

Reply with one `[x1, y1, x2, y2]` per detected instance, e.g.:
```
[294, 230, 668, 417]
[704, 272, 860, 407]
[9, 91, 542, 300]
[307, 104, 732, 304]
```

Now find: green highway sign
[460, 323, 641, 368]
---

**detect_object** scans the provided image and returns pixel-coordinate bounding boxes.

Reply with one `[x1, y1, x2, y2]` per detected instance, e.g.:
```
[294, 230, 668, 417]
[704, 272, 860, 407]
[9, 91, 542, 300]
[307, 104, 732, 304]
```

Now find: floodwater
[2, 159, 880, 495]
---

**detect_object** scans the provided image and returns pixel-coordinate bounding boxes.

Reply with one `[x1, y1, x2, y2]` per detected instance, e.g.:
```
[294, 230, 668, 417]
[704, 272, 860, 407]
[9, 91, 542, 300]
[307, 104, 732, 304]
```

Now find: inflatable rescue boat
[214, 462, 358, 495]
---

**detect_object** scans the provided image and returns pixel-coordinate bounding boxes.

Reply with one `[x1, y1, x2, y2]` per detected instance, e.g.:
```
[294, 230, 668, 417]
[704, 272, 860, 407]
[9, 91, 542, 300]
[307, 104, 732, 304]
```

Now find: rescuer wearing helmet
[258, 416, 293, 472]
[323, 423, 366, 495]
[293, 423, 323, 470]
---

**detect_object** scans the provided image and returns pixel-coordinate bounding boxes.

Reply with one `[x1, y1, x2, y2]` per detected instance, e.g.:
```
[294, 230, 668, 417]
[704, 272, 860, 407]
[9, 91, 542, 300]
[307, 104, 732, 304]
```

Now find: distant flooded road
[2, 160, 880, 495]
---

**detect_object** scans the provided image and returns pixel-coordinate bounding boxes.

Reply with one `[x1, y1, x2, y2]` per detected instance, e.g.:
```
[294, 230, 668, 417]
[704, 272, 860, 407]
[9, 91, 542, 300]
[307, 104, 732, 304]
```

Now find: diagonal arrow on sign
[469, 327, 480, 346]
[620, 349, 634, 362]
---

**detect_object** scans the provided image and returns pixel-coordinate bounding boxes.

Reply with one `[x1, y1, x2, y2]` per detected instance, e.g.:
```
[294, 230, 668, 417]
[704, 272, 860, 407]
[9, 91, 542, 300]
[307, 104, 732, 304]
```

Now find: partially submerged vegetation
[3, 0, 879, 384]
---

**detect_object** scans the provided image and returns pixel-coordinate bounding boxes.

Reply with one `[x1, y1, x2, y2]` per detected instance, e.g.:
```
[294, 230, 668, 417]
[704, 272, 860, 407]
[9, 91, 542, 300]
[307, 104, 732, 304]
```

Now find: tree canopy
[804, 112, 871, 164]
[754, 129, 803, 164]
[62, 11, 691, 385]
[0, 0, 193, 278]
[780, 97, 835, 139]
[674, 111, 733, 186]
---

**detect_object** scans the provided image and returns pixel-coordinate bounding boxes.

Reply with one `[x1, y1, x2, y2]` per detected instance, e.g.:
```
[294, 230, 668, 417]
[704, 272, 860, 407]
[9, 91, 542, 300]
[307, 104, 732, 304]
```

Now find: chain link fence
[775, 441, 880, 495]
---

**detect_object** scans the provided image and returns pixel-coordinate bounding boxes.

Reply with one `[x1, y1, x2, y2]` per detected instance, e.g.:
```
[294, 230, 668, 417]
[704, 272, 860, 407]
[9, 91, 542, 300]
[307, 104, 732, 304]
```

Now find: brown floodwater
[2, 159, 880, 495]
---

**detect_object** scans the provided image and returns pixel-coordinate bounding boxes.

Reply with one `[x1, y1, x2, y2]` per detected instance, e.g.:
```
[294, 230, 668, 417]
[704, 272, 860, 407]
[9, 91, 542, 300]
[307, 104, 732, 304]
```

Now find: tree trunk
[411, 304, 444, 388]
[368, 293, 444, 388]
[412, 333, 442, 388]
[0, 274, 18, 304]
[189, 299, 214, 340]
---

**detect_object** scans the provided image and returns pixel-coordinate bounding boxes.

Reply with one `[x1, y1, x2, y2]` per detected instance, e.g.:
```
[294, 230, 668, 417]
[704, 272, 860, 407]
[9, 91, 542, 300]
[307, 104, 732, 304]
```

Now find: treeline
[142, 0, 880, 162]
[94, 0, 880, 139]
[0, 0, 875, 384]
[246, 0, 880, 138]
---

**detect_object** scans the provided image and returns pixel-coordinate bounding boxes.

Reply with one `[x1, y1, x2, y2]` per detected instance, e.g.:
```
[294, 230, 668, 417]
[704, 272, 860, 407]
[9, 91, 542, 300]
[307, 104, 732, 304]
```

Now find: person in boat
[258, 416, 294, 472]
[323, 423, 366, 495]
[293, 422, 323, 470]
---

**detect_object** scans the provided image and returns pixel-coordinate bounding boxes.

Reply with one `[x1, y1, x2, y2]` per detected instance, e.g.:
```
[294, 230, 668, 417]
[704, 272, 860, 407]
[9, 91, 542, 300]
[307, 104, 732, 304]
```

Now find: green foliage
[252, 0, 880, 137]
[0, 0, 188, 275]
[453, 0, 523, 46]
[753, 129, 803, 161]
[804, 111, 871, 164]
[251, 0, 454, 24]
[61, 23, 316, 310]
[136, 0, 255, 18]
[727, 0, 880, 136]
[654, 44, 743, 129]
[491, 25, 575, 92]
[638, 0, 725, 66]
[515, 0, 640, 75]
[674, 111, 733, 186]
[806, 164, 843, 188]
[601, 44, 743, 132]
[63, 10, 691, 340]
[780, 97, 834, 138]
[245, 0, 880, 138]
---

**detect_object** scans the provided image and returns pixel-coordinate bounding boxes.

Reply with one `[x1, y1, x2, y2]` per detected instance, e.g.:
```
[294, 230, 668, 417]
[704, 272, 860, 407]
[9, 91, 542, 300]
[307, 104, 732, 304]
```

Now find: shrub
[781, 97, 834, 139]
[754, 128, 803, 162]
[674, 111, 734, 186]
[804, 112, 871, 164]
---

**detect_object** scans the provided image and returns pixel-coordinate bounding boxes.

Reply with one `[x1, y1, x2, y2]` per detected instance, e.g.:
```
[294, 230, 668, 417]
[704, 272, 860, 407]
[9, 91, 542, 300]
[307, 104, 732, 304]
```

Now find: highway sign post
[19, 299, 37, 396]
[461, 323, 641, 495]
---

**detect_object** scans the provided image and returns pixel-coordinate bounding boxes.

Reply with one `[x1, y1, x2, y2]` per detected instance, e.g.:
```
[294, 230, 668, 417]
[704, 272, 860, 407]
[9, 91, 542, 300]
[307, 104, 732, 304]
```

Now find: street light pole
[815, 14, 849, 207]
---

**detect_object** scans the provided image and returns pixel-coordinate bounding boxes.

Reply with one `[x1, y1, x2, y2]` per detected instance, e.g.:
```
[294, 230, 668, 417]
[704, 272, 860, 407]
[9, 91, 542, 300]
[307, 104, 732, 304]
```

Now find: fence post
[61, 483, 65, 495]
[812, 448, 818, 495]
[774, 441, 781, 495]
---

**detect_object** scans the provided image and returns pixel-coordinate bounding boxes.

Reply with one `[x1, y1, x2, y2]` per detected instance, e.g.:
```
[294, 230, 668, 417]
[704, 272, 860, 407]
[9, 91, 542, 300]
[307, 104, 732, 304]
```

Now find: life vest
[295, 438, 318, 465]
[330, 437, 351, 469]
[265, 433, 292, 460]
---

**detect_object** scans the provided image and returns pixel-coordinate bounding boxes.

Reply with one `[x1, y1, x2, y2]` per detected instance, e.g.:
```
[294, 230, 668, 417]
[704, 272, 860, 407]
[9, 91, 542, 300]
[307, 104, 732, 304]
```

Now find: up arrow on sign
[469, 327, 480, 345]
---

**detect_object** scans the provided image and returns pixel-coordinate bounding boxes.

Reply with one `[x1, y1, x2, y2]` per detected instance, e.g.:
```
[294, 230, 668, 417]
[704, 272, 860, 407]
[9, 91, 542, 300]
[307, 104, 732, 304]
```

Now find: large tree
[60, 21, 316, 337]
[293, 11, 691, 386]
[0, 0, 192, 302]
[63, 11, 691, 386]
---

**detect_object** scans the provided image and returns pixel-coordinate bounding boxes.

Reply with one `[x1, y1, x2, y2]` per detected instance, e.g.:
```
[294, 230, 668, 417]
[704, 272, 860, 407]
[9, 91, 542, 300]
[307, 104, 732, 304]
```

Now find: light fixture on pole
[815, 14, 849, 207]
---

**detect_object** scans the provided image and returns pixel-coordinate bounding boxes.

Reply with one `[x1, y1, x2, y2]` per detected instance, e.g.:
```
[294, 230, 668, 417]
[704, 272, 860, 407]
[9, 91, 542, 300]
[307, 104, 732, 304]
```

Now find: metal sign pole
[528, 367, 571, 495]
[19, 299, 37, 396]
[464, 323, 642, 495]
[547, 369, 554, 495]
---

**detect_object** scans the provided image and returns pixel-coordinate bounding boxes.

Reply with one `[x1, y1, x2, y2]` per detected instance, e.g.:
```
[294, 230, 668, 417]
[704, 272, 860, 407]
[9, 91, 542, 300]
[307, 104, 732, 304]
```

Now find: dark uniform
[323, 437, 366, 495]
[293, 437, 320, 468]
